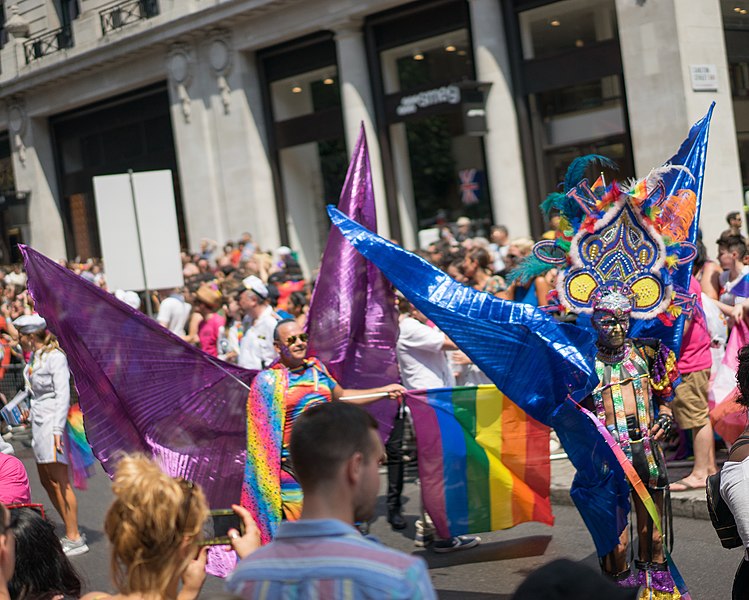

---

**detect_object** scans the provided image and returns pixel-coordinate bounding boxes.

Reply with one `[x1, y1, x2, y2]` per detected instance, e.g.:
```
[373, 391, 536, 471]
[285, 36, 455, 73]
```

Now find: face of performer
[592, 310, 629, 350]
[274, 321, 308, 368]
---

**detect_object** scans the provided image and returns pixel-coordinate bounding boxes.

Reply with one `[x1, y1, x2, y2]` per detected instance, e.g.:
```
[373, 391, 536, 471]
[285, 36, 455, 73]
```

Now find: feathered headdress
[509, 155, 616, 285]
[530, 163, 698, 324]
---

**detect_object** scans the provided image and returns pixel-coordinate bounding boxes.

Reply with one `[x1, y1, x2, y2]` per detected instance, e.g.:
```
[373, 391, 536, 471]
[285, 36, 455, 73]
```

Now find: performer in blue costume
[328, 106, 713, 600]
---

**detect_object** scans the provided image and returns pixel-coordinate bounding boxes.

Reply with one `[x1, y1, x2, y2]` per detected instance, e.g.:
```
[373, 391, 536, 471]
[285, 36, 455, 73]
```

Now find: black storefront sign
[384, 80, 491, 135]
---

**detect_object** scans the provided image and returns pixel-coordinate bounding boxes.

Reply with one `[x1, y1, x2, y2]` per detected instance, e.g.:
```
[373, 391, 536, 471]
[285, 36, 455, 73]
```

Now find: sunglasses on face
[285, 333, 308, 346]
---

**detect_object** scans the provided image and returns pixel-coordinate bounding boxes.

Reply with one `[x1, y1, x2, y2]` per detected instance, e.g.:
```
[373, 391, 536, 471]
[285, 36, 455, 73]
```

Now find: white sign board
[93, 170, 184, 292]
[689, 64, 718, 91]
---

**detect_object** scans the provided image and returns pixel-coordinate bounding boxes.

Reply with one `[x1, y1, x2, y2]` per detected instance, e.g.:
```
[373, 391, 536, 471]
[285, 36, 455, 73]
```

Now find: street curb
[550, 484, 710, 521]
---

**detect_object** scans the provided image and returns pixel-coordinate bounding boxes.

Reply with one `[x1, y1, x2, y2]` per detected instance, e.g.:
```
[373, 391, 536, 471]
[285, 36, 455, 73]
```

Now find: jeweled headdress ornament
[527, 156, 698, 323]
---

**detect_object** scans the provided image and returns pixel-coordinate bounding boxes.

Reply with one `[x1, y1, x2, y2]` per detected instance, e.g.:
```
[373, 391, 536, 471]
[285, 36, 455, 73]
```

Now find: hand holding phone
[200, 509, 244, 546]
[227, 504, 261, 559]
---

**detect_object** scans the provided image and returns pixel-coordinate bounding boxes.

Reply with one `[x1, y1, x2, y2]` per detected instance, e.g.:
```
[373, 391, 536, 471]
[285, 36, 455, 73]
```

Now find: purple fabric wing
[21, 245, 255, 509]
[306, 124, 400, 438]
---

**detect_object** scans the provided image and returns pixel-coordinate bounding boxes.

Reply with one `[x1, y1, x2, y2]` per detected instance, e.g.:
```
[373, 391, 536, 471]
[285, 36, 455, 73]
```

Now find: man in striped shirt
[226, 402, 436, 599]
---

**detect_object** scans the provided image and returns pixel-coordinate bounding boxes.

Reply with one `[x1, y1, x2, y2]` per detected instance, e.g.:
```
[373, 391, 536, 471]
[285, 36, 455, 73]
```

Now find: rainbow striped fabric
[405, 385, 553, 539]
[64, 404, 96, 490]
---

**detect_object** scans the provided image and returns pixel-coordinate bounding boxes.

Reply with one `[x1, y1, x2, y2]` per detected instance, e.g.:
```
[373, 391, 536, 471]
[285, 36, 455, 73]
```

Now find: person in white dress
[14, 315, 88, 556]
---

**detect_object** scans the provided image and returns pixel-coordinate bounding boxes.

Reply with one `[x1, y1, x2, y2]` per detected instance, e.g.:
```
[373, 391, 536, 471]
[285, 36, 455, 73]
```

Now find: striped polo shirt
[226, 519, 436, 599]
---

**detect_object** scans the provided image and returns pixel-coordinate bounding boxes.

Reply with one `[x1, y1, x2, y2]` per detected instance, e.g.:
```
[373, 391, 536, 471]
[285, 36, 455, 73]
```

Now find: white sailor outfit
[25, 349, 71, 464]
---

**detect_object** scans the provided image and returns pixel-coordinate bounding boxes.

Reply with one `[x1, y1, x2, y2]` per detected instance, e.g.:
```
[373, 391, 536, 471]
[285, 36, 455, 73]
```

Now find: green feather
[507, 255, 552, 286]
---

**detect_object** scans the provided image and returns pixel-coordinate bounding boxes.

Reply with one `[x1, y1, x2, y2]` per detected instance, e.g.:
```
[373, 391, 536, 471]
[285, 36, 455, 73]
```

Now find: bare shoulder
[80, 592, 112, 600]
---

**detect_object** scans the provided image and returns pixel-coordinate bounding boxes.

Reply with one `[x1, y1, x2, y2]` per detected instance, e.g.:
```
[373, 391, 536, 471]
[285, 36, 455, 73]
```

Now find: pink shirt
[198, 313, 226, 357]
[678, 277, 713, 373]
[0, 453, 31, 503]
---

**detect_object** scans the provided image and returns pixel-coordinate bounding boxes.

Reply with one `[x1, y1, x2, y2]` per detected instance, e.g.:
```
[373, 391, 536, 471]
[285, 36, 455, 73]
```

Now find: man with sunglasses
[243, 319, 405, 523]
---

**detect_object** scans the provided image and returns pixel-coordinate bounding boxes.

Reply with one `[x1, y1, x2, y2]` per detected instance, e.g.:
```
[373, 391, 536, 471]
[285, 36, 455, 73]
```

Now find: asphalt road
[10, 439, 739, 599]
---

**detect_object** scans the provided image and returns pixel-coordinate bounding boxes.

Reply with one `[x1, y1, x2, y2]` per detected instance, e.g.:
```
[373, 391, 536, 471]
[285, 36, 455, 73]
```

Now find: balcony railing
[100, 0, 159, 35]
[23, 25, 74, 64]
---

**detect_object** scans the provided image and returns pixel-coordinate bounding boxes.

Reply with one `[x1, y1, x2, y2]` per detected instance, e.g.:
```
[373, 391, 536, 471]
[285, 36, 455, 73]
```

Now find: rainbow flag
[405, 385, 553, 538]
[64, 404, 96, 490]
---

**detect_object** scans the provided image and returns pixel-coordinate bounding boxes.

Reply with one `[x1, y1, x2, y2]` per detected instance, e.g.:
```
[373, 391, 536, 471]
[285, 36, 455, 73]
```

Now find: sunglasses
[6, 503, 46, 520]
[285, 333, 308, 346]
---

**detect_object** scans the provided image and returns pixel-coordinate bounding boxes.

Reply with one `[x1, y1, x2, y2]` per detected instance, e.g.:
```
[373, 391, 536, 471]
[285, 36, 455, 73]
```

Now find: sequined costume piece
[240, 357, 337, 539]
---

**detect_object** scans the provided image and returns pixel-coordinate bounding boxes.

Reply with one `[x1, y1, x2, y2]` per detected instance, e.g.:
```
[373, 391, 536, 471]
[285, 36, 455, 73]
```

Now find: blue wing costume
[328, 104, 713, 557]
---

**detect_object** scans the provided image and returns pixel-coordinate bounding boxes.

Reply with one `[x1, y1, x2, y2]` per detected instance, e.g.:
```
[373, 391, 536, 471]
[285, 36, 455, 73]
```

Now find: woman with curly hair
[81, 454, 259, 600]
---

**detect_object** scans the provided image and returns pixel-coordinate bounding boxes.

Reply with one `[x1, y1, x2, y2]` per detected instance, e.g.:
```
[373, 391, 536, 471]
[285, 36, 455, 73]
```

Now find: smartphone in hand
[200, 509, 245, 546]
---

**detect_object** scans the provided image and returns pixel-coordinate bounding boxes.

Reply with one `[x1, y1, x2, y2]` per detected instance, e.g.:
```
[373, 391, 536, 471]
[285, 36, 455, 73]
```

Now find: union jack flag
[459, 169, 480, 205]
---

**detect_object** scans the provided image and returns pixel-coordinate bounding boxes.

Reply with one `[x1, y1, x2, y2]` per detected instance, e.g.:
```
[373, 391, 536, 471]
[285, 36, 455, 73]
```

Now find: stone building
[0, 0, 746, 275]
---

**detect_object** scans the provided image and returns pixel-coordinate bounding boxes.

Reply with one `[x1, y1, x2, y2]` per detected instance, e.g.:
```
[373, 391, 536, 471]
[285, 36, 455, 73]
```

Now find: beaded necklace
[593, 344, 659, 488]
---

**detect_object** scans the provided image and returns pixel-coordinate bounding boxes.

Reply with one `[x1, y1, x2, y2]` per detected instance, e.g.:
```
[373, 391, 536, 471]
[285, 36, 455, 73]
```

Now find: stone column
[7, 101, 67, 258]
[203, 32, 280, 252]
[616, 0, 743, 247]
[166, 42, 228, 251]
[333, 21, 391, 239]
[469, 0, 530, 237]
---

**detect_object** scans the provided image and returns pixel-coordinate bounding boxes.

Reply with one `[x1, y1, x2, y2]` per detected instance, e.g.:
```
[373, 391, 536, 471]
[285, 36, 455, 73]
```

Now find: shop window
[515, 0, 632, 216]
[52, 83, 184, 259]
[519, 0, 617, 60]
[261, 34, 346, 275]
[722, 0, 749, 194]
[0, 3, 7, 50]
[0, 134, 13, 192]
[377, 27, 491, 234]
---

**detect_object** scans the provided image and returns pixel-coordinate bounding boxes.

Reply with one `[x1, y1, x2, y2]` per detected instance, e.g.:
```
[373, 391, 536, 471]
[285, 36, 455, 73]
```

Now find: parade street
[12, 440, 736, 599]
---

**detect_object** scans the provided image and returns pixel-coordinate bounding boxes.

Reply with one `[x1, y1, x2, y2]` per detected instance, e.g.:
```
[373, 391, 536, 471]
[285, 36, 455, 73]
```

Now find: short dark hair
[719, 235, 747, 259]
[467, 247, 491, 270]
[290, 403, 379, 491]
[273, 318, 297, 341]
[728, 211, 741, 224]
[9, 507, 82, 600]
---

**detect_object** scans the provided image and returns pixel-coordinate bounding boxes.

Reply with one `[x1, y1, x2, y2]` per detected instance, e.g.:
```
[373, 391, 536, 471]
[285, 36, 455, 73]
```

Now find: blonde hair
[29, 330, 61, 356]
[104, 455, 209, 597]
[509, 238, 534, 257]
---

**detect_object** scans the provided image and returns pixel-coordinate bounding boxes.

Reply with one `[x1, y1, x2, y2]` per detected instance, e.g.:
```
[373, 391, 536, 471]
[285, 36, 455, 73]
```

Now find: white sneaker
[432, 535, 481, 553]
[61, 534, 89, 556]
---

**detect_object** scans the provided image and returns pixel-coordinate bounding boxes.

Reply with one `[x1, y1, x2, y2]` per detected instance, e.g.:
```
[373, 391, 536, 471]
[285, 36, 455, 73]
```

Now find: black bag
[707, 436, 749, 549]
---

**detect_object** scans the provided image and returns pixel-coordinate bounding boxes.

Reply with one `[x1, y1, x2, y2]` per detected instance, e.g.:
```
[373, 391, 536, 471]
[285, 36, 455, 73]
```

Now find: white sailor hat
[13, 314, 47, 334]
[242, 275, 268, 300]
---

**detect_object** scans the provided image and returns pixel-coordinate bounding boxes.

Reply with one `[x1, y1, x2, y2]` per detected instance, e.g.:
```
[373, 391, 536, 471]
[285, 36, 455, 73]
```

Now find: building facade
[0, 0, 746, 274]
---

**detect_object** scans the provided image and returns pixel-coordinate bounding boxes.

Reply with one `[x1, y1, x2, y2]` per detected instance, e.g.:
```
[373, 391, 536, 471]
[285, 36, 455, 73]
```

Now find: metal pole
[128, 169, 153, 317]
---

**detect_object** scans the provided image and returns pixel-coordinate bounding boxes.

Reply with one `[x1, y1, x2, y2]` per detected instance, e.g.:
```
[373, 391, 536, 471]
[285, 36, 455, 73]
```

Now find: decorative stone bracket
[207, 31, 233, 115]
[167, 43, 195, 123]
[7, 99, 27, 165]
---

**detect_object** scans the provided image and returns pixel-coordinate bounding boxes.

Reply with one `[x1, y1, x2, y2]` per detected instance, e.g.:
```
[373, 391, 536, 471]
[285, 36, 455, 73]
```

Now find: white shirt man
[396, 304, 456, 390]
[237, 276, 281, 370]
[157, 292, 190, 335]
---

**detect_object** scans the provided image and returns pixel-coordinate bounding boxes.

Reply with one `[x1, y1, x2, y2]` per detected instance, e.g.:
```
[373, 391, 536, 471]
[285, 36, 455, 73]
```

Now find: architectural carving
[5, 5, 30, 39]
[207, 31, 233, 114]
[167, 44, 195, 123]
[7, 99, 27, 165]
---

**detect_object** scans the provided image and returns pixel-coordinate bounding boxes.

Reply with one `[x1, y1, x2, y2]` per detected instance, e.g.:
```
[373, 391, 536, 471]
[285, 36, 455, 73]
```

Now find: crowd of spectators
[0, 211, 748, 598]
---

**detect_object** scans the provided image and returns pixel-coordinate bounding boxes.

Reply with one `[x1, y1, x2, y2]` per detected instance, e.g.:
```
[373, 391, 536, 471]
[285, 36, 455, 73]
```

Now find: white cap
[13, 314, 47, 334]
[276, 246, 292, 256]
[115, 289, 142, 310]
[242, 275, 268, 300]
